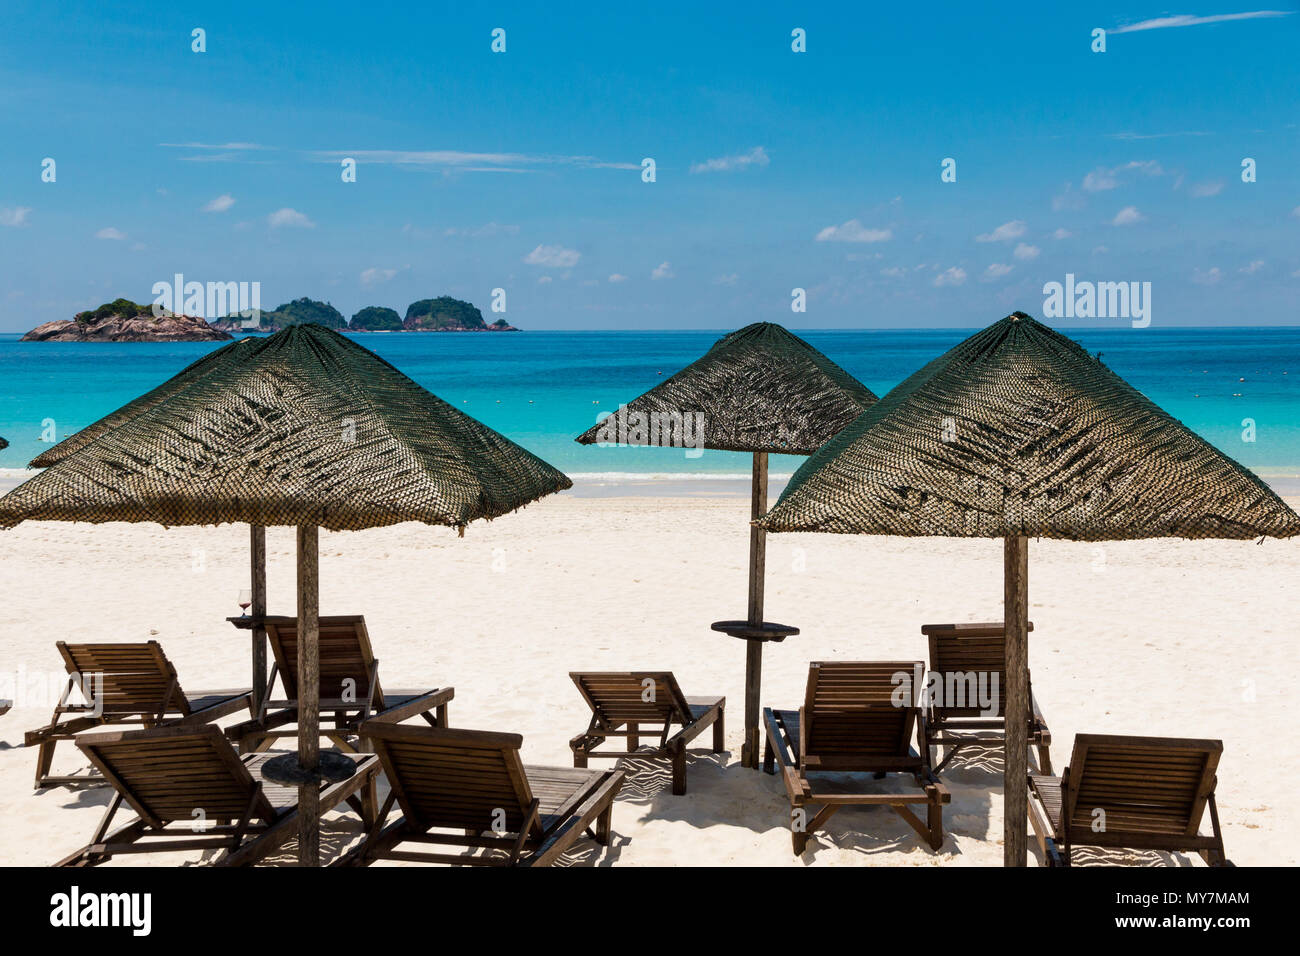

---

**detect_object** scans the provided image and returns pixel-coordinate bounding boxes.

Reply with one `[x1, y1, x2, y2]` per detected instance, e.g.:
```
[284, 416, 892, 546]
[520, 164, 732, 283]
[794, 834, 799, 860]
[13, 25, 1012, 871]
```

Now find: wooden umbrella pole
[296, 524, 321, 867]
[742, 451, 768, 769]
[250, 524, 267, 714]
[1003, 534, 1029, 867]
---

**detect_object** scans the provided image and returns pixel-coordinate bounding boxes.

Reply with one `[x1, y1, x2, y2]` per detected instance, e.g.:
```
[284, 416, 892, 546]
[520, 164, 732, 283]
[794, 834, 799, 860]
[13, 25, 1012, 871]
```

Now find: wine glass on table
[237, 588, 252, 618]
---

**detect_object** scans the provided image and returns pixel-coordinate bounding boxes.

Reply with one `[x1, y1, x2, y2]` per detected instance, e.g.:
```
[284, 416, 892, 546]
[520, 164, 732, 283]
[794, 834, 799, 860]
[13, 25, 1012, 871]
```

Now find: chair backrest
[921, 621, 1034, 719]
[802, 661, 923, 764]
[361, 721, 542, 839]
[570, 672, 694, 727]
[1064, 734, 1222, 841]
[57, 641, 188, 718]
[264, 615, 378, 702]
[76, 724, 276, 828]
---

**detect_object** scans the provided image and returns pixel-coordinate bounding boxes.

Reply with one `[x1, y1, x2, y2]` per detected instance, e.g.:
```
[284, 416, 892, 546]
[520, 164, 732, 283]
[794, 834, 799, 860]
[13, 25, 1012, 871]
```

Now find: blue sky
[1, 1, 1297, 331]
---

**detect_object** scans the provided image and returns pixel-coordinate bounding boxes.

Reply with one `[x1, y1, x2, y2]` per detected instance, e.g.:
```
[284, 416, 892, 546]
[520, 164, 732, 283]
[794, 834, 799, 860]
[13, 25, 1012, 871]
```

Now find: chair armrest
[367, 687, 454, 725]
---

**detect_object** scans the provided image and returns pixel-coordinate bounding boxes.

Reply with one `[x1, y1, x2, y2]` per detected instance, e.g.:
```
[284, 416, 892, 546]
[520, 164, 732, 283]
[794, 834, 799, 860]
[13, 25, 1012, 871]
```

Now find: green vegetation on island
[349, 306, 404, 331]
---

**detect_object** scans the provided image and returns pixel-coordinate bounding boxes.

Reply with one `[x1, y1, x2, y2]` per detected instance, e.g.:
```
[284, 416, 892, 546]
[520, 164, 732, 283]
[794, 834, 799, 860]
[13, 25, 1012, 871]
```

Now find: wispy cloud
[203, 194, 235, 213]
[1082, 160, 1163, 191]
[524, 244, 580, 268]
[360, 266, 406, 284]
[651, 261, 674, 280]
[1239, 260, 1266, 275]
[309, 149, 638, 173]
[1051, 228, 1072, 239]
[934, 266, 967, 287]
[160, 142, 273, 150]
[690, 146, 770, 174]
[443, 222, 519, 238]
[1191, 181, 1224, 197]
[982, 263, 1013, 281]
[0, 206, 31, 227]
[268, 208, 315, 228]
[1112, 11, 1291, 34]
[975, 220, 1026, 242]
[1014, 243, 1040, 260]
[95, 226, 126, 240]
[816, 219, 892, 243]
[1111, 206, 1144, 226]
[608, 273, 628, 283]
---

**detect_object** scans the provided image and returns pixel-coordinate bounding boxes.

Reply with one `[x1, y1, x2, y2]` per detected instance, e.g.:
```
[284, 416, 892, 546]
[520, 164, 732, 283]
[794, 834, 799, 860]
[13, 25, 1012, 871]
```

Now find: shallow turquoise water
[2, 327, 1297, 479]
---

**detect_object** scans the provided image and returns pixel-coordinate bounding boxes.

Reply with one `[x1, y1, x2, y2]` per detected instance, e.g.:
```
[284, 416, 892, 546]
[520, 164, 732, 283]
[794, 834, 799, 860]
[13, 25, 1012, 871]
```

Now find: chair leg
[927, 795, 944, 850]
[762, 735, 775, 774]
[712, 709, 725, 753]
[627, 722, 639, 751]
[572, 743, 587, 769]
[1036, 743, 1053, 776]
[671, 746, 686, 795]
[594, 803, 613, 845]
[34, 739, 57, 789]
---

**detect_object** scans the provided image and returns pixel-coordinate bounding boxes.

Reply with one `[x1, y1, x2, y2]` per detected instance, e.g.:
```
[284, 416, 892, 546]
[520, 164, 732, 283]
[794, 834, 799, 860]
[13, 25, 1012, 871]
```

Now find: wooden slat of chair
[568, 671, 724, 795]
[1029, 734, 1230, 866]
[339, 721, 623, 867]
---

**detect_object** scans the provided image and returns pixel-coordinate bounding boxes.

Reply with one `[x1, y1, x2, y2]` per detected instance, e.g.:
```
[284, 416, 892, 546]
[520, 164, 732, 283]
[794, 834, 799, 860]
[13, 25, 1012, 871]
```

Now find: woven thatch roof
[0, 324, 571, 531]
[574, 322, 877, 454]
[0, 435, 8, 451]
[759, 313, 1300, 541]
[30, 337, 258, 468]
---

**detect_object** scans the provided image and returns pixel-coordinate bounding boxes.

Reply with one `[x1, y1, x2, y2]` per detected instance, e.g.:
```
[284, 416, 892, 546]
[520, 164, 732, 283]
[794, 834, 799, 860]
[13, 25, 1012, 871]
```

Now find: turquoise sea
[2, 328, 1299, 488]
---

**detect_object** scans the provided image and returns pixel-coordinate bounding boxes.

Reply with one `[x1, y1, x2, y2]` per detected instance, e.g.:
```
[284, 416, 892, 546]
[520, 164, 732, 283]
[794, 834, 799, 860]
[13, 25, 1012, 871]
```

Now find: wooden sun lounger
[336, 720, 624, 867]
[56, 723, 380, 867]
[225, 615, 453, 753]
[25, 641, 253, 788]
[763, 661, 950, 854]
[568, 671, 724, 795]
[920, 622, 1052, 774]
[1027, 734, 1232, 867]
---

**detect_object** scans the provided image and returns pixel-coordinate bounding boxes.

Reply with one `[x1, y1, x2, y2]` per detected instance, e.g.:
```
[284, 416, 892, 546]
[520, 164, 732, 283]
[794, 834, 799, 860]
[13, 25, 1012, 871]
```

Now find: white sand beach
[1, 487, 1296, 867]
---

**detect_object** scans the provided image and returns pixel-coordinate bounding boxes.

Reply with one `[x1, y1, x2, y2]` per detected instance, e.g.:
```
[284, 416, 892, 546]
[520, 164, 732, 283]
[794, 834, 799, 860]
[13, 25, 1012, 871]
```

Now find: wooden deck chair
[25, 641, 252, 788]
[56, 723, 379, 867]
[763, 661, 950, 854]
[225, 615, 453, 753]
[1027, 734, 1231, 867]
[568, 671, 724, 795]
[920, 622, 1052, 774]
[336, 721, 624, 867]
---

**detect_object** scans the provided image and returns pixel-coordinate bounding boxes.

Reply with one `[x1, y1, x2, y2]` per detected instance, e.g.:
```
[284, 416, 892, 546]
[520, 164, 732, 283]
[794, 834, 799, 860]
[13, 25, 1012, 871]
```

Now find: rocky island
[213, 297, 347, 333]
[402, 296, 516, 332]
[21, 299, 231, 342]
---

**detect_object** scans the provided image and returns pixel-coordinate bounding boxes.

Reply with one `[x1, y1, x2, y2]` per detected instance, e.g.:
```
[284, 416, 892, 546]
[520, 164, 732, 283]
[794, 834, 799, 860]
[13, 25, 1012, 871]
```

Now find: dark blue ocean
[2, 328, 1298, 483]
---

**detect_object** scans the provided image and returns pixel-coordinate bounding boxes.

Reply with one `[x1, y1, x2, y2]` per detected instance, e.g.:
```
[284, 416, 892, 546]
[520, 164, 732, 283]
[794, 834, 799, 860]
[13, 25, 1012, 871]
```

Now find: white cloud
[607, 273, 628, 283]
[713, 273, 739, 286]
[982, 263, 1013, 281]
[268, 207, 315, 228]
[203, 194, 236, 213]
[524, 244, 581, 268]
[815, 219, 892, 243]
[1052, 184, 1084, 212]
[1111, 206, 1144, 225]
[975, 220, 1027, 242]
[1093, 245, 1110, 255]
[1191, 181, 1224, 198]
[310, 149, 638, 172]
[1193, 266, 1223, 285]
[0, 206, 31, 227]
[1014, 243, 1040, 260]
[1112, 11, 1292, 34]
[538, 275, 553, 284]
[880, 266, 906, 278]
[1051, 228, 1071, 239]
[1239, 260, 1266, 275]
[933, 267, 967, 287]
[95, 227, 126, 240]
[360, 267, 399, 284]
[651, 261, 674, 280]
[690, 146, 770, 174]
[1082, 160, 1162, 192]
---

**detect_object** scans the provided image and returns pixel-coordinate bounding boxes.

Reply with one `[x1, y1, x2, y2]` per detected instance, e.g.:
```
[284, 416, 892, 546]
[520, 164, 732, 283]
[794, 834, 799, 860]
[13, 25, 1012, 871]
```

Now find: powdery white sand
[1, 492, 1295, 867]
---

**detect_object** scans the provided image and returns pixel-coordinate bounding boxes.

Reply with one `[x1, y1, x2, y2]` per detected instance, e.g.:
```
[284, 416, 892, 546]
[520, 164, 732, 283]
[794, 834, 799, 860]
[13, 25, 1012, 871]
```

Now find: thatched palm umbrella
[27, 338, 276, 707]
[758, 312, 1300, 865]
[0, 323, 571, 865]
[575, 322, 877, 768]
[0, 436, 8, 450]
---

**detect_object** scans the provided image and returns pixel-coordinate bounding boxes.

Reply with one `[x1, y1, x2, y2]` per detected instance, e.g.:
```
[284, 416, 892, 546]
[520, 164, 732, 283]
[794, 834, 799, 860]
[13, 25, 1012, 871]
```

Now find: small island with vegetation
[21, 298, 232, 342]
[23, 294, 516, 341]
